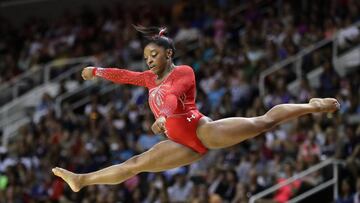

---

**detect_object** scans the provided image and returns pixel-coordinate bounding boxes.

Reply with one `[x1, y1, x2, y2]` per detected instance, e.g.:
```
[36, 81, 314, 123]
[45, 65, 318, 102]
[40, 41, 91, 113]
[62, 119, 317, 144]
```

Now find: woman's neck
[157, 63, 175, 79]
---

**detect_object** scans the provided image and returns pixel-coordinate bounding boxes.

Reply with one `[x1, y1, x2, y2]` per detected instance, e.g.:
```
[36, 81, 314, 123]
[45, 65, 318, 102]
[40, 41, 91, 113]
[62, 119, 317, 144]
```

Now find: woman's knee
[257, 115, 277, 132]
[124, 155, 147, 174]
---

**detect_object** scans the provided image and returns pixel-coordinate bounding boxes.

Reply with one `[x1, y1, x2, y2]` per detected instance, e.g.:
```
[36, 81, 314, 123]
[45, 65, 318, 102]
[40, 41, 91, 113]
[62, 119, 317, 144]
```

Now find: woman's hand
[151, 116, 167, 134]
[81, 67, 96, 80]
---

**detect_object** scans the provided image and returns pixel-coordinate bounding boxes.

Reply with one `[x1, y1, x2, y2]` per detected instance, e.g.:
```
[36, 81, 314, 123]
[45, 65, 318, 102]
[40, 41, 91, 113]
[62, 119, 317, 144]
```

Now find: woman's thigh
[136, 140, 204, 173]
[196, 116, 266, 149]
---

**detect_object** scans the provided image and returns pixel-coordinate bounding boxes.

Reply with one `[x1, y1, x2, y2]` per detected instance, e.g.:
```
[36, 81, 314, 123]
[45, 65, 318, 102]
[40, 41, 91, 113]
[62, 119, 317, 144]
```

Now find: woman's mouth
[150, 65, 157, 71]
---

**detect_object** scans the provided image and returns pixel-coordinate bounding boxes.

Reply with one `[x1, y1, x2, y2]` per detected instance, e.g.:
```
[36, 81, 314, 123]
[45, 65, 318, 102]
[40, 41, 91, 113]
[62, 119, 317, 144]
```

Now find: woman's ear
[166, 49, 173, 59]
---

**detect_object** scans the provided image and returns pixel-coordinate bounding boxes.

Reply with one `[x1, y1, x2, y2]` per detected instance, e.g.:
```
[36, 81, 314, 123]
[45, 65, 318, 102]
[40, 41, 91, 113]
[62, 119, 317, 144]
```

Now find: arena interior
[0, 0, 360, 202]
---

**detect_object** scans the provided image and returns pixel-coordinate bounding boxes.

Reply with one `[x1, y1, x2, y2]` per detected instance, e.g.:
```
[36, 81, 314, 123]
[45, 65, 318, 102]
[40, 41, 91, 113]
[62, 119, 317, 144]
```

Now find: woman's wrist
[92, 67, 98, 76]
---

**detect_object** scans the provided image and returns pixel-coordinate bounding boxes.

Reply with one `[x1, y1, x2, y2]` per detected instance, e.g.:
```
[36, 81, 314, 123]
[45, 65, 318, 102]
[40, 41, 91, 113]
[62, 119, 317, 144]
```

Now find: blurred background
[0, 0, 359, 202]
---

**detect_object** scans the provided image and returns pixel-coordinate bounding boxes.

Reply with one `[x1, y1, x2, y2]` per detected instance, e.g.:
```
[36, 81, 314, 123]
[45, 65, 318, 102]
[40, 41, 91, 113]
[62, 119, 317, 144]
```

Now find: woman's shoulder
[174, 65, 194, 74]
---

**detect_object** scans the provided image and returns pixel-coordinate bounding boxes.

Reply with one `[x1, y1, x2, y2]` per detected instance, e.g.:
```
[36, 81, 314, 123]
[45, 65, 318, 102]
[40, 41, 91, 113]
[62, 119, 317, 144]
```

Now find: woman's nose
[147, 58, 153, 66]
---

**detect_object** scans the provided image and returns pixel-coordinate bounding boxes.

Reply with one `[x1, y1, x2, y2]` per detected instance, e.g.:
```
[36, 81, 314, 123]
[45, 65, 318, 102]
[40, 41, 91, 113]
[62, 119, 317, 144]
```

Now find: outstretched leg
[52, 140, 203, 192]
[197, 98, 339, 149]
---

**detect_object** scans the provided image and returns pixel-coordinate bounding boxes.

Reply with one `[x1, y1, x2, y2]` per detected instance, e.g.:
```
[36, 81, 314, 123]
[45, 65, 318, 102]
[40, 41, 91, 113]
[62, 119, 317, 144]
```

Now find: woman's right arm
[82, 67, 149, 87]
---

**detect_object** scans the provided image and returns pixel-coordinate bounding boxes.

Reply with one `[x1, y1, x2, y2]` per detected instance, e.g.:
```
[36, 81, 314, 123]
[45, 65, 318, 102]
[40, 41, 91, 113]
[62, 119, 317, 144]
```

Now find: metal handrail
[54, 80, 100, 117]
[0, 56, 99, 132]
[0, 56, 98, 108]
[259, 20, 360, 96]
[0, 57, 89, 91]
[69, 83, 118, 113]
[258, 39, 332, 96]
[289, 180, 334, 203]
[0, 56, 98, 113]
[249, 158, 340, 203]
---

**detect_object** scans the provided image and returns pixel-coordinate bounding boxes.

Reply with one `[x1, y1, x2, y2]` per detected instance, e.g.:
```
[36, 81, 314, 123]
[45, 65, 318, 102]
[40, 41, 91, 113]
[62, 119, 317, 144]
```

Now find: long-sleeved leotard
[94, 65, 208, 154]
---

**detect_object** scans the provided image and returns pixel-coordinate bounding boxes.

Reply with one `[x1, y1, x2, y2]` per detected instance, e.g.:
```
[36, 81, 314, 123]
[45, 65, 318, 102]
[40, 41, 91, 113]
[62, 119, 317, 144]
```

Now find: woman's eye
[151, 51, 157, 57]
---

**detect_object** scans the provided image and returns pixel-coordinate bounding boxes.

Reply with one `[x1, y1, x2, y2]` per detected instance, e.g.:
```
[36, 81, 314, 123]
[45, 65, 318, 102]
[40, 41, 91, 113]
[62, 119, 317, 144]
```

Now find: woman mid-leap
[52, 26, 339, 192]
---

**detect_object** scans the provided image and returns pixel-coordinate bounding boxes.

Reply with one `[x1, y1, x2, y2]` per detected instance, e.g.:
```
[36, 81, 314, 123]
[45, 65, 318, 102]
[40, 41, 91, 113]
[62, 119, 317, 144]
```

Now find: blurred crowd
[1, 0, 360, 202]
[1, 0, 360, 82]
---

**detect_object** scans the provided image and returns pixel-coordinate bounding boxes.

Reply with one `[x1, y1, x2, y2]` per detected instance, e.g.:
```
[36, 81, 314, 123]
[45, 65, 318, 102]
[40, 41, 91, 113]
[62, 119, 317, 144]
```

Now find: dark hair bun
[133, 25, 168, 39]
[133, 25, 175, 57]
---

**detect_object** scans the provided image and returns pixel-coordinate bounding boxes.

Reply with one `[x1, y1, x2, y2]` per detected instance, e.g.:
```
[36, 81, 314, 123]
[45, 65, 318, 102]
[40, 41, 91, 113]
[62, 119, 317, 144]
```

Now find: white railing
[249, 158, 342, 203]
[54, 82, 118, 117]
[2, 117, 30, 147]
[0, 56, 100, 140]
[259, 20, 360, 96]
[0, 56, 98, 106]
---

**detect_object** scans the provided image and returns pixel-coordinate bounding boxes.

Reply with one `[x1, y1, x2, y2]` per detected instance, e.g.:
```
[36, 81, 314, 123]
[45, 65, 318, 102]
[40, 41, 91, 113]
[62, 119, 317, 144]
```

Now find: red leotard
[93, 65, 208, 154]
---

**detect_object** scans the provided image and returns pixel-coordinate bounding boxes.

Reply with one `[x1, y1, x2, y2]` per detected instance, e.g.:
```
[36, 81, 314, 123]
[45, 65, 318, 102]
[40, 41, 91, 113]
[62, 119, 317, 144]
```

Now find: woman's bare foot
[309, 98, 340, 113]
[52, 167, 83, 192]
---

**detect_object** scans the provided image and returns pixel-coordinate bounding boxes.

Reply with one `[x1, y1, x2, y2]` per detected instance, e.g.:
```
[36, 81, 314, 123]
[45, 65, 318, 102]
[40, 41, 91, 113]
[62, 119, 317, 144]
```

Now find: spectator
[354, 177, 360, 203]
[319, 60, 340, 97]
[136, 129, 162, 152]
[273, 162, 301, 203]
[336, 179, 354, 203]
[298, 130, 321, 163]
[167, 172, 193, 202]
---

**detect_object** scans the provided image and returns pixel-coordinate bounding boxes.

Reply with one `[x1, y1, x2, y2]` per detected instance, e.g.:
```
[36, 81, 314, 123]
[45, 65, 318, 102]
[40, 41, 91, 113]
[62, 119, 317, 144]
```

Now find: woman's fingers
[158, 122, 165, 130]
[151, 122, 166, 134]
[151, 123, 162, 134]
[81, 67, 95, 80]
[81, 70, 86, 80]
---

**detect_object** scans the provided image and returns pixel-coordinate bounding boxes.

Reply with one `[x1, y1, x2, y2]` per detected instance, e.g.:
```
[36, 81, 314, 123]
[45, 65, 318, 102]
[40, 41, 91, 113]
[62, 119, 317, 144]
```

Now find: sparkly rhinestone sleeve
[159, 66, 195, 117]
[94, 67, 148, 87]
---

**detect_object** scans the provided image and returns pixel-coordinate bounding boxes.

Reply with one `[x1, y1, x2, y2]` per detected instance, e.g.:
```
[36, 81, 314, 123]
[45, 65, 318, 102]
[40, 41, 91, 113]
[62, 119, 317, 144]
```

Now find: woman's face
[144, 43, 171, 75]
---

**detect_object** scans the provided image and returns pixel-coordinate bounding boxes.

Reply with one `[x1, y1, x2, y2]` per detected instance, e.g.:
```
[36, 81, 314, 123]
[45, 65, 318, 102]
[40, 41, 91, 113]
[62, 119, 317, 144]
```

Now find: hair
[133, 25, 176, 57]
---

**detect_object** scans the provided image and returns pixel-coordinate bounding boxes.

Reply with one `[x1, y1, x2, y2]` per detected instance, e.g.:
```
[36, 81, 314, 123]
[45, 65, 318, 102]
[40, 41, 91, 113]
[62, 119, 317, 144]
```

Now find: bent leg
[52, 140, 203, 192]
[197, 98, 339, 149]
